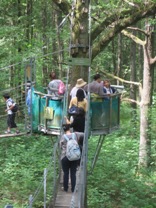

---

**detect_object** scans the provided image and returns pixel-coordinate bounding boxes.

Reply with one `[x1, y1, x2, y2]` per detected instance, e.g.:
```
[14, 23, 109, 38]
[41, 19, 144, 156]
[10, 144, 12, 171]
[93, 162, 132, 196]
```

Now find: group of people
[59, 73, 116, 193]
[2, 71, 116, 193]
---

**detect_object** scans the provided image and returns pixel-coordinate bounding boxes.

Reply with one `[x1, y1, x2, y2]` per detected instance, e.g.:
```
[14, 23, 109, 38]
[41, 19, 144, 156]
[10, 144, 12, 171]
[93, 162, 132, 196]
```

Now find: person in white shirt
[3, 94, 19, 134]
[70, 78, 87, 99]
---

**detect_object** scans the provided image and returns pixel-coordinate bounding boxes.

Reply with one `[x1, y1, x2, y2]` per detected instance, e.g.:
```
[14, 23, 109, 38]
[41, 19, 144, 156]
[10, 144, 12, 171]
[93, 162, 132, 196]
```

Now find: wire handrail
[26, 141, 59, 208]
[0, 48, 69, 71]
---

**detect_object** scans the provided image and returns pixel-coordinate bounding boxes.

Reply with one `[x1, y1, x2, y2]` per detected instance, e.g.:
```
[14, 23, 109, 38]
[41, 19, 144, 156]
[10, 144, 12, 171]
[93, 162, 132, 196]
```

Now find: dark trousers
[7, 114, 17, 128]
[61, 156, 77, 192]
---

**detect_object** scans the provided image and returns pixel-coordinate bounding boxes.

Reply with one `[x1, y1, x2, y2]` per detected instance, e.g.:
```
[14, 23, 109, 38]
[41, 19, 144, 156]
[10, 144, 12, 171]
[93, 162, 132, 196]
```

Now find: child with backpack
[3, 94, 20, 134]
[60, 124, 84, 193]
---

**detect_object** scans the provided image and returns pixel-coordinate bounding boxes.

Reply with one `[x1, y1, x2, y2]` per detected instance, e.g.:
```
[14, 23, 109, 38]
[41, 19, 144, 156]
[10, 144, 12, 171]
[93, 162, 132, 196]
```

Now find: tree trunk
[26, 0, 33, 42]
[42, 0, 48, 86]
[55, 8, 63, 78]
[117, 33, 122, 85]
[70, 0, 90, 87]
[111, 39, 117, 82]
[130, 31, 137, 109]
[139, 23, 153, 168]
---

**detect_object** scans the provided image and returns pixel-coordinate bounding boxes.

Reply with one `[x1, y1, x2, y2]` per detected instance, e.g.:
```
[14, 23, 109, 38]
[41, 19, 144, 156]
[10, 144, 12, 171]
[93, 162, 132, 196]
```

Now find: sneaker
[61, 187, 67, 192]
[4, 130, 11, 134]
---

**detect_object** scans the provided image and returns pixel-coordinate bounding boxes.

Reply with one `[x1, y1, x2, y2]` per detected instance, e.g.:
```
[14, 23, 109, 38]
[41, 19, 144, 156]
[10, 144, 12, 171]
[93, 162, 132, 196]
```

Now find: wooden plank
[54, 170, 79, 208]
[0, 132, 26, 138]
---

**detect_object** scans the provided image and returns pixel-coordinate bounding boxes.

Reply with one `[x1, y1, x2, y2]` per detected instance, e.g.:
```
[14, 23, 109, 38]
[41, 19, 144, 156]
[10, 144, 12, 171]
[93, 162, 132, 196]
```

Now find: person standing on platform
[84, 73, 105, 96]
[69, 88, 88, 113]
[70, 78, 87, 99]
[103, 79, 116, 97]
[47, 71, 65, 100]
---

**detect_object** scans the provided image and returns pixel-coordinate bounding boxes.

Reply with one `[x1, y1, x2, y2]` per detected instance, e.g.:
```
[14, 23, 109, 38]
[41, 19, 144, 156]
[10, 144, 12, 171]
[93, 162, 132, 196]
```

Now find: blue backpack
[64, 133, 81, 161]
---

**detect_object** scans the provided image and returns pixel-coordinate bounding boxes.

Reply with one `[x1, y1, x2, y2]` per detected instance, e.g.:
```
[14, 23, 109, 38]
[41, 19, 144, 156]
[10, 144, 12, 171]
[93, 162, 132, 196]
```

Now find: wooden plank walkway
[0, 132, 26, 138]
[54, 169, 80, 208]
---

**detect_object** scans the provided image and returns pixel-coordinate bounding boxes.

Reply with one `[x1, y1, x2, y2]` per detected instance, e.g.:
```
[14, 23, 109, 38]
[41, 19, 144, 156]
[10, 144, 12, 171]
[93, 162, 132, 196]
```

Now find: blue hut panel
[90, 95, 120, 135]
[32, 91, 63, 135]
[31, 91, 120, 136]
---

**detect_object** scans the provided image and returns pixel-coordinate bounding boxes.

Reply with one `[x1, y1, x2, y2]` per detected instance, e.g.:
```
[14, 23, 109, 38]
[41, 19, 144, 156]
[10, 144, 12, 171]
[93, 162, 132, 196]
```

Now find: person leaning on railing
[84, 73, 105, 97]
[103, 79, 116, 99]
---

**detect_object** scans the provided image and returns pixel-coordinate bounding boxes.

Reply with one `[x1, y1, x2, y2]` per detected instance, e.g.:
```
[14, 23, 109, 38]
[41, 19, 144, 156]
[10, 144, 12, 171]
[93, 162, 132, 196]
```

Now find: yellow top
[69, 97, 88, 112]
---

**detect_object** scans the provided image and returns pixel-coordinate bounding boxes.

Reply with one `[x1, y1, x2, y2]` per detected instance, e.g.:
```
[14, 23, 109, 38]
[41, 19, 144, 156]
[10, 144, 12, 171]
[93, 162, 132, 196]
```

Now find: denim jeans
[61, 156, 77, 192]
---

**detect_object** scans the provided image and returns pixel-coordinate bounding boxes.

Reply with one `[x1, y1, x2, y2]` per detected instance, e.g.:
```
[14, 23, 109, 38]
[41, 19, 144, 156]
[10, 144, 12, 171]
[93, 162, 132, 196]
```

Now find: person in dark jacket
[65, 107, 85, 133]
[70, 108, 85, 133]
[65, 107, 85, 166]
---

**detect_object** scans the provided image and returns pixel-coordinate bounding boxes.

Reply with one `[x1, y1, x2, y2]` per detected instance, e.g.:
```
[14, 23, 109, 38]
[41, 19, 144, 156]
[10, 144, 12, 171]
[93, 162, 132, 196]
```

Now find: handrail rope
[0, 82, 36, 93]
[78, 1, 92, 207]
[68, 0, 91, 206]
[33, 91, 64, 110]
[70, 145, 85, 207]
[27, 142, 59, 206]
[69, 1, 92, 207]
[0, 102, 27, 116]
[0, 48, 69, 71]
[51, 140, 60, 208]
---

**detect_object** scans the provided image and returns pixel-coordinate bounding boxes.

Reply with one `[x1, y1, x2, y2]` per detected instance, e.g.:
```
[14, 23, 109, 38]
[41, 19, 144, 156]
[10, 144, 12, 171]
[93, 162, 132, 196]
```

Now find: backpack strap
[64, 134, 69, 141]
[64, 133, 76, 141]
[71, 133, 76, 140]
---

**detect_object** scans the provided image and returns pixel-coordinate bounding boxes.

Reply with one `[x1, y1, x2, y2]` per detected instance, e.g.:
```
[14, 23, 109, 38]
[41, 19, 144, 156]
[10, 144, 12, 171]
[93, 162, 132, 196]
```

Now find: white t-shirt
[70, 87, 86, 99]
[6, 98, 15, 115]
[70, 87, 78, 99]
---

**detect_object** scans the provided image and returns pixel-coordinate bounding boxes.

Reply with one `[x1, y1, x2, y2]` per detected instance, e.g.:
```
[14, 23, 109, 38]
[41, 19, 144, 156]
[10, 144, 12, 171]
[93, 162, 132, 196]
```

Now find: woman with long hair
[69, 88, 87, 112]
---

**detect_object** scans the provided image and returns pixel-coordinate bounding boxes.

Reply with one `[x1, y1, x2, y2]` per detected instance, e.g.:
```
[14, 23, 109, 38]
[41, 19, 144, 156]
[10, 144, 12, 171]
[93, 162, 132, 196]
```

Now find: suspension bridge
[0, 59, 121, 207]
[1, 1, 122, 206]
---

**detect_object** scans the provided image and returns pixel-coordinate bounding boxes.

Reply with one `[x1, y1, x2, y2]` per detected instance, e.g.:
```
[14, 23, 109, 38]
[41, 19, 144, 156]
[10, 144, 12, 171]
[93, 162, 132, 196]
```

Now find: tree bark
[130, 30, 137, 109]
[139, 22, 154, 168]
[117, 33, 122, 85]
[69, 0, 90, 87]
[42, 0, 48, 86]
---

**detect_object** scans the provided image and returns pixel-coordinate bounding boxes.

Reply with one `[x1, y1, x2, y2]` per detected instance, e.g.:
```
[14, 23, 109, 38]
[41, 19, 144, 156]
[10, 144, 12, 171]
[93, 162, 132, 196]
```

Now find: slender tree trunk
[129, 30, 138, 138]
[139, 22, 153, 168]
[130, 31, 137, 108]
[51, 3, 58, 74]
[117, 33, 122, 85]
[26, 0, 33, 42]
[55, 10, 63, 78]
[42, 0, 48, 86]
[111, 39, 116, 83]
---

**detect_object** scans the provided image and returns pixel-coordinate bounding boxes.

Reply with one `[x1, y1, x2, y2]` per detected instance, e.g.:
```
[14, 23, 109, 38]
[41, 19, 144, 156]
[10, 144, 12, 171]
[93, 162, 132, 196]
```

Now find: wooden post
[44, 168, 47, 208]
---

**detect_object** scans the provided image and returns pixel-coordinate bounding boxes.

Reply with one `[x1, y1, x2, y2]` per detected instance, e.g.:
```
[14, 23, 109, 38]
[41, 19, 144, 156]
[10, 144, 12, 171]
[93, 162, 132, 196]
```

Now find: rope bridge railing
[26, 141, 60, 208]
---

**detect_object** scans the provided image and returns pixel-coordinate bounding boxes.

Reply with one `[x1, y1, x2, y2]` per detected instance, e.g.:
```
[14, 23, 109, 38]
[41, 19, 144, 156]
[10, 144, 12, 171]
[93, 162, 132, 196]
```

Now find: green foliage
[87, 103, 156, 208]
[88, 135, 156, 207]
[0, 134, 57, 207]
